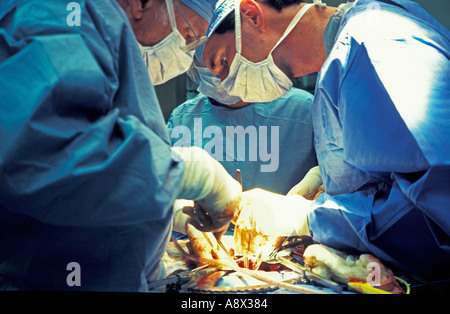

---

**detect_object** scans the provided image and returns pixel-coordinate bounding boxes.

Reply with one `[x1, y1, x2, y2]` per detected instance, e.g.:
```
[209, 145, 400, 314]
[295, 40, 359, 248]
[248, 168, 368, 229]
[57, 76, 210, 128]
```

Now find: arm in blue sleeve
[308, 33, 450, 274]
[0, 1, 184, 228]
[308, 165, 450, 276]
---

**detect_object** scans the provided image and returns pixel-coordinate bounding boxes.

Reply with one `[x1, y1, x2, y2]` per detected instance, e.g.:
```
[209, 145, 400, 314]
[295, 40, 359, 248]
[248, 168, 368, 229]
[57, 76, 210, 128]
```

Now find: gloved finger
[183, 205, 228, 233]
[213, 221, 230, 240]
[287, 183, 318, 200]
[303, 190, 317, 200]
[287, 166, 322, 199]
[182, 204, 208, 222]
[185, 217, 207, 232]
[182, 205, 209, 230]
[287, 183, 306, 196]
[185, 217, 226, 234]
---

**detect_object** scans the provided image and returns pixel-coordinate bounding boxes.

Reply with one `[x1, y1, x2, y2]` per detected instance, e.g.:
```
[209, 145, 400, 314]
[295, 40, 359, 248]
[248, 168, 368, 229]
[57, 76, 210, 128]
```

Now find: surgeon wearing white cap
[0, 0, 241, 291]
[116, 1, 236, 236]
[117, 0, 217, 85]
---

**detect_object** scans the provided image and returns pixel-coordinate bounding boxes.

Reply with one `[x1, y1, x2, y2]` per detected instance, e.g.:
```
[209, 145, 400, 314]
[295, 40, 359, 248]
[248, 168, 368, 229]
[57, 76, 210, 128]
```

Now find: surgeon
[118, 0, 244, 249]
[117, 0, 216, 85]
[202, 0, 450, 280]
[0, 0, 241, 291]
[167, 53, 318, 195]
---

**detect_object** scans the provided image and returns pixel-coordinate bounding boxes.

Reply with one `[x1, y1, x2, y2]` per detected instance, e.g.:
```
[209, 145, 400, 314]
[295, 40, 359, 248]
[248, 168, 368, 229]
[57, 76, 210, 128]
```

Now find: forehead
[141, 1, 209, 47]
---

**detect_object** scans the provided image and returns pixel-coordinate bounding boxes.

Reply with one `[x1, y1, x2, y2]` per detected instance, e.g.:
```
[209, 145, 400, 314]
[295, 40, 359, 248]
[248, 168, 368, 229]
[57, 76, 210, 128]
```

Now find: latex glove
[287, 166, 323, 199]
[173, 201, 230, 259]
[173, 146, 242, 237]
[234, 188, 312, 267]
[172, 199, 194, 234]
[235, 188, 312, 238]
[172, 198, 233, 239]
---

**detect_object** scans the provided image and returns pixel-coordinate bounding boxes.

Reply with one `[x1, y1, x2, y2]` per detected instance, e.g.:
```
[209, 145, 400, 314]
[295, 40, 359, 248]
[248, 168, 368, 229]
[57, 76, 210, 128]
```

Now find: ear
[240, 0, 265, 31]
[129, 0, 144, 19]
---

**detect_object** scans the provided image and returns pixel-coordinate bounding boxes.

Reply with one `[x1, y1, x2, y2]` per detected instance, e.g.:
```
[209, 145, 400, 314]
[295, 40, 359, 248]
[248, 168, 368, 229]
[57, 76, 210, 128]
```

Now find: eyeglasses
[173, 0, 209, 52]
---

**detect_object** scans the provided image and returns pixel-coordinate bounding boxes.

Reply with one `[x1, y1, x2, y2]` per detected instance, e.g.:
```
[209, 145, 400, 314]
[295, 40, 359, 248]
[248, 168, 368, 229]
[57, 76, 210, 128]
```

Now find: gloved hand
[172, 146, 242, 238]
[234, 188, 312, 267]
[173, 201, 230, 259]
[287, 166, 323, 199]
[172, 199, 194, 234]
[235, 188, 312, 238]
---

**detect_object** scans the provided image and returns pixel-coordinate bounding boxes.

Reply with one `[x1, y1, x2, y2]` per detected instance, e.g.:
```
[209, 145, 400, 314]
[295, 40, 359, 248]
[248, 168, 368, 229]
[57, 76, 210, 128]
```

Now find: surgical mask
[141, 0, 195, 86]
[222, 2, 315, 102]
[193, 65, 242, 105]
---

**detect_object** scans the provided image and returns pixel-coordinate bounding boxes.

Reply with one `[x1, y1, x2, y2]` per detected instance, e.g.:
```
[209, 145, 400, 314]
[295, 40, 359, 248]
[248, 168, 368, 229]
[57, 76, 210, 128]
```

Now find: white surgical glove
[172, 146, 242, 236]
[235, 188, 312, 238]
[287, 166, 323, 199]
[172, 200, 230, 259]
[172, 199, 193, 234]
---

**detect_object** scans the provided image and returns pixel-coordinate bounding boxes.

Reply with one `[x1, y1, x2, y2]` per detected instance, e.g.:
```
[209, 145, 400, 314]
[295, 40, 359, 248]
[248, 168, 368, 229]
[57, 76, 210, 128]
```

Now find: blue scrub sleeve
[0, 0, 184, 228]
[308, 35, 450, 276]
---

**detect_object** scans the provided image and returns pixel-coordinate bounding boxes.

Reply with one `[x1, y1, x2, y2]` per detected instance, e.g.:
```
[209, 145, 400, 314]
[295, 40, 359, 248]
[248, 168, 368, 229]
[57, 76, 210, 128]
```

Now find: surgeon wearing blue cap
[0, 0, 241, 291]
[202, 0, 450, 280]
[117, 0, 216, 85]
[167, 16, 320, 197]
[168, 60, 318, 195]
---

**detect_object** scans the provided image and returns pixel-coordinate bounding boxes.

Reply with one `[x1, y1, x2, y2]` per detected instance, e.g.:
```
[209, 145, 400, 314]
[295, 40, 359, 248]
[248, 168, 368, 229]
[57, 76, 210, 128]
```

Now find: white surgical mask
[193, 65, 242, 105]
[141, 0, 195, 85]
[222, 1, 315, 102]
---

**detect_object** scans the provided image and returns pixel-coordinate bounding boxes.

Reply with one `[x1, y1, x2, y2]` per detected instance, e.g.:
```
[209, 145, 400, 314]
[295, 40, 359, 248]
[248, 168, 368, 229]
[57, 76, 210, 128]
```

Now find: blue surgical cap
[180, 0, 217, 24]
[205, 0, 235, 38]
[196, 0, 235, 64]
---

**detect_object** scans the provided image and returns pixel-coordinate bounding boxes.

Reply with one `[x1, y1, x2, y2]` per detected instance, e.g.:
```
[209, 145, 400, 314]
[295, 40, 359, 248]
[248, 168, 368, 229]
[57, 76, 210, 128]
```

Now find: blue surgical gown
[308, 0, 450, 279]
[167, 88, 318, 194]
[0, 0, 184, 290]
